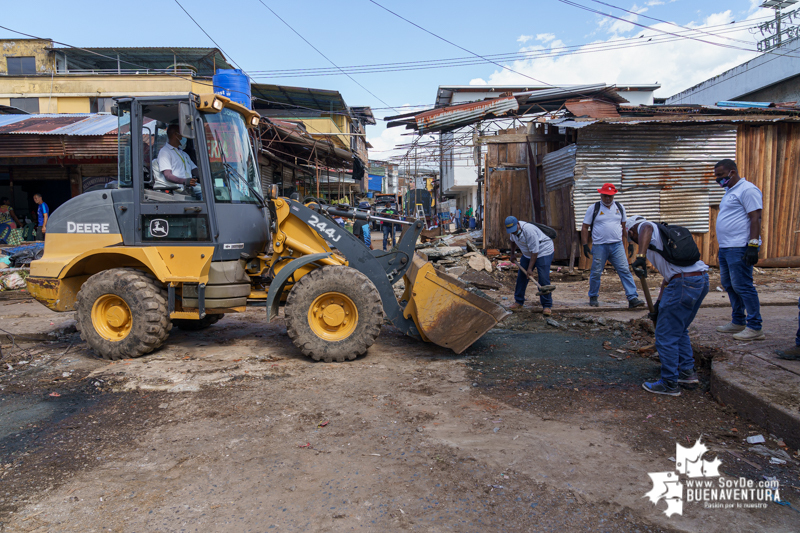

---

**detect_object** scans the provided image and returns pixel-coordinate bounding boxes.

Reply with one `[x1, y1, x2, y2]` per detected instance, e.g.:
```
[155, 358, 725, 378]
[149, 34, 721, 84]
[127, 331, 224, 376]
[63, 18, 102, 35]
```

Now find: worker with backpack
[580, 183, 645, 309]
[627, 215, 709, 397]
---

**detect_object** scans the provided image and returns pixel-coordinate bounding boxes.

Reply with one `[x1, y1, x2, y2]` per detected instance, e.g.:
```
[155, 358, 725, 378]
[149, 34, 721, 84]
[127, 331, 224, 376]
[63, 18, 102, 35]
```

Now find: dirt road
[0, 293, 798, 532]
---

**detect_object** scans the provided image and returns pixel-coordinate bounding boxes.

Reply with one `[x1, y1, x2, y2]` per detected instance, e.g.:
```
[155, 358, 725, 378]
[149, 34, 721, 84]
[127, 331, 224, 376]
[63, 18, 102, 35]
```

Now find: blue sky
[2, 0, 776, 155]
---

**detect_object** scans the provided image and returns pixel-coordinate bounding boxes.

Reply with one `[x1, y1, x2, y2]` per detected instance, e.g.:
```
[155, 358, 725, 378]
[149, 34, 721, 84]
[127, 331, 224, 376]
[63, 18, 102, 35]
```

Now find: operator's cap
[626, 215, 647, 229]
[504, 216, 519, 233]
[597, 183, 619, 195]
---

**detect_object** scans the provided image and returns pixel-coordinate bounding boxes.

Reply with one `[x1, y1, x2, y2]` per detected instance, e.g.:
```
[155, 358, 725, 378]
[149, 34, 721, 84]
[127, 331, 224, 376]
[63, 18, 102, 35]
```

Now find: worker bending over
[628, 215, 709, 397]
[506, 216, 555, 316]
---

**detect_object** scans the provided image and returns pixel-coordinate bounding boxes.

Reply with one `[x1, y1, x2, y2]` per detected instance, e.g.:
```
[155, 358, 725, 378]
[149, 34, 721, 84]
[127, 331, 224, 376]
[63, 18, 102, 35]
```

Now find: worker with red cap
[580, 183, 645, 308]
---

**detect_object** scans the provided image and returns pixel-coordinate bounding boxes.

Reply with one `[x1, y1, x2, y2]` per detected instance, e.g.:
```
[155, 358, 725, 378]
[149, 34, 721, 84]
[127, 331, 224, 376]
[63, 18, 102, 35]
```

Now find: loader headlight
[270, 184, 279, 199]
[212, 98, 224, 111]
[250, 115, 260, 127]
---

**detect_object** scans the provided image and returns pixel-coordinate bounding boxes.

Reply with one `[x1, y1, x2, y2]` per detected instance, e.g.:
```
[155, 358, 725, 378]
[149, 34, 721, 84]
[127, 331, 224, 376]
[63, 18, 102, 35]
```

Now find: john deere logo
[150, 219, 169, 238]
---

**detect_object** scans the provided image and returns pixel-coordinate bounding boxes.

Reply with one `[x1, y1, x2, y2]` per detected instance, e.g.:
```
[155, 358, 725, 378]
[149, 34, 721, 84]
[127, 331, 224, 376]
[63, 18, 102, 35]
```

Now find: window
[9, 98, 39, 114]
[90, 97, 115, 113]
[202, 108, 262, 205]
[7, 57, 36, 75]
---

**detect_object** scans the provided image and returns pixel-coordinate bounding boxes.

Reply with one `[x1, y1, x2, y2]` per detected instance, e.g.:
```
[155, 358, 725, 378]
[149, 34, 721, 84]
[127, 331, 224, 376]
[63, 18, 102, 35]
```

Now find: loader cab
[114, 94, 269, 260]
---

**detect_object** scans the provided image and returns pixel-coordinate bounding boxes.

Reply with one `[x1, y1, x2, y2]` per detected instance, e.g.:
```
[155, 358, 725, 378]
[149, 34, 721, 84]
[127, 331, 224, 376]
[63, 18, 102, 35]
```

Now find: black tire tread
[284, 266, 384, 362]
[75, 267, 171, 360]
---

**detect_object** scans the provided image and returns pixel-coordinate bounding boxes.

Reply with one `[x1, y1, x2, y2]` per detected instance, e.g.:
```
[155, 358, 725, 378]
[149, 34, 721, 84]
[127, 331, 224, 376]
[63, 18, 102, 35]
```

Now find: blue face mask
[179, 137, 187, 150]
[715, 171, 732, 188]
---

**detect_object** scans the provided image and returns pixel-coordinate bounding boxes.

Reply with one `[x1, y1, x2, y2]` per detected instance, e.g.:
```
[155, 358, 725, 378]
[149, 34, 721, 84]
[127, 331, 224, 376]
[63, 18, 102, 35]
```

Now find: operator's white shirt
[157, 143, 196, 183]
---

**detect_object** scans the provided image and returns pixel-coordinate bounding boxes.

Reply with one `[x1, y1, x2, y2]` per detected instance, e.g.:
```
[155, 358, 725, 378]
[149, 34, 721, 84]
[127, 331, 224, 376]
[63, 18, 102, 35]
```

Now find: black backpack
[589, 201, 625, 237]
[649, 223, 701, 267]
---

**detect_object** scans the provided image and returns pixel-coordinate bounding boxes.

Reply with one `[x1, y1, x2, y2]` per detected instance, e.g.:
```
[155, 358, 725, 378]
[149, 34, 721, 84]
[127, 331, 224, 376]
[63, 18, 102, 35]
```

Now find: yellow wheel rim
[308, 292, 358, 342]
[91, 294, 132, 342]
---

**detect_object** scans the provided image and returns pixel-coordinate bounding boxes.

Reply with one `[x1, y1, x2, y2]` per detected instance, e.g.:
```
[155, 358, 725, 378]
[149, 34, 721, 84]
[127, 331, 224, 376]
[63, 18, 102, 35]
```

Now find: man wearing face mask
[506, 216, 555, 315]
[156, 124, 201, 200]
[580, 183, 645, 308]
[713, 159, 764, 341]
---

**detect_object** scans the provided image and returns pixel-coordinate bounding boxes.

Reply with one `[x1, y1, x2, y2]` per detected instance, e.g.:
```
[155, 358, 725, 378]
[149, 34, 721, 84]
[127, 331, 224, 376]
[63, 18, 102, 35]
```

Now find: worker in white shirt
[156, 125, 202, 200]
[506, 216, 555, 315]
[712, 159, 764, 341]
[580, 183, 645, 309]
[628, 215, 709, 396]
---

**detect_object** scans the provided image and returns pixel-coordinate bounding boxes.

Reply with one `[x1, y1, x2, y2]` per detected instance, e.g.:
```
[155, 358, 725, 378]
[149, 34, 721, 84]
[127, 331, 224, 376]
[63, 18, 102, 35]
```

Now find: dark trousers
[514, 253, 554, 308]
[655, 273, 709, 382]
[796, 297, 800, 347]
[719, 246, 762, 330]
[36, 228, 45, 241]
[382, 224, 395, 251]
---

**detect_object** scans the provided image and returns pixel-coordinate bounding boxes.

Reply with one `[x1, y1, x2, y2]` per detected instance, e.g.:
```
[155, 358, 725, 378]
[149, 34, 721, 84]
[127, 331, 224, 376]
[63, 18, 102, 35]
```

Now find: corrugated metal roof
[546, 124, 736, 232]
[0, 114, 118, 136]
[543, 144, 577, 191]
[552, 114, 800, 129]
[415, 95, 519, 132]
[252, 84, 348, 112]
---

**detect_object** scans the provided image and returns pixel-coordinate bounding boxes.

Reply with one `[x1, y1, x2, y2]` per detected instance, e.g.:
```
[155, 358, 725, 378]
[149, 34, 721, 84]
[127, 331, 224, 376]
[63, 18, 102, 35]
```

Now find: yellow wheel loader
[26, 93, 509, 362]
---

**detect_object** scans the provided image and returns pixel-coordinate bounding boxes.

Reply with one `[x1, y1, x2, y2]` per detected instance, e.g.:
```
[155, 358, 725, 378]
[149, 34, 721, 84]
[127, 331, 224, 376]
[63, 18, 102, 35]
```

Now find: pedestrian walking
[580, 183, 645, 308]
[627, 215, 709, 396]
[713, 159, 764, 341]
[33, 193, 49, 241]
[382, 204, 398, 251]
[505, 216, 555, 315]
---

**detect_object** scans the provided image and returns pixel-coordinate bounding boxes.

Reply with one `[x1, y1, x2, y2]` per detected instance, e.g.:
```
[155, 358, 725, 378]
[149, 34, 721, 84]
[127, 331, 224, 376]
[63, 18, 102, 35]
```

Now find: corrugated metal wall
[543, 144, 577, 191]
[569, 124, 736, 232]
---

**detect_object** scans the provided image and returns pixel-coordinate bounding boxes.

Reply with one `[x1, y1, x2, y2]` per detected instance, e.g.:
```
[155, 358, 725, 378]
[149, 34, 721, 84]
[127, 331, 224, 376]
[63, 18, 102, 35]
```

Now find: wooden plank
[761, 125, 773, 260]
[478, 133, 564, 144]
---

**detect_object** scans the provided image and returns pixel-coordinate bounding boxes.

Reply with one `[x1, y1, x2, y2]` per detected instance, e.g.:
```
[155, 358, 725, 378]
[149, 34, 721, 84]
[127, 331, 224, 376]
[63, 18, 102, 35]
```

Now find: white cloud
[469, 8, 769, 98]
[468, 77, 488, 85]
[517, 35, 534, 44]
[597, 4, 649, 35]
[645, 0, 664, 6]
[536, 33, 556, 42]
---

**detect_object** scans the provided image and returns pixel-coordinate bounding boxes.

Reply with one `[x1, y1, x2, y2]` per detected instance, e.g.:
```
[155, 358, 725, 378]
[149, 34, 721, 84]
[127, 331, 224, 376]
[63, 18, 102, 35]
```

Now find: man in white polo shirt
[713, 159, 764, 341]
[580, 183, 645, 309]
[627, 215, 709, 396]
[506, 216, 555, 315]
[156, 124, 202, 200]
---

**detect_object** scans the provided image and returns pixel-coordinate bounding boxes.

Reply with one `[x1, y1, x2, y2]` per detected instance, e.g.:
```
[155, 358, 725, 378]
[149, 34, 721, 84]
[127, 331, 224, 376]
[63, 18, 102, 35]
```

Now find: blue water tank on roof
[213, 69, 251, 109]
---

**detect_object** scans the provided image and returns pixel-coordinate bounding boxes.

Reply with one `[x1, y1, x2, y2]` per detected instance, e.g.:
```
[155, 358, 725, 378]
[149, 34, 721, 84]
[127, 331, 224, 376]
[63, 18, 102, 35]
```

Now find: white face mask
[179, 138, 188, 150]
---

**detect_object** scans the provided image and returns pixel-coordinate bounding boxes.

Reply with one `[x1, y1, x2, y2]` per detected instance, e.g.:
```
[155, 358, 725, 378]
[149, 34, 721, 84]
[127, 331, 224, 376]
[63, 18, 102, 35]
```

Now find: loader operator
[157, 125, 202, 200]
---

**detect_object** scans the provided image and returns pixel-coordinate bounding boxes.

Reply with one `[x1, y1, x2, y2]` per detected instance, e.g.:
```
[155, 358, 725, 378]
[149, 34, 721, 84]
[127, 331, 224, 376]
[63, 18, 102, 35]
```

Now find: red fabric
[597, 183, 618, 195]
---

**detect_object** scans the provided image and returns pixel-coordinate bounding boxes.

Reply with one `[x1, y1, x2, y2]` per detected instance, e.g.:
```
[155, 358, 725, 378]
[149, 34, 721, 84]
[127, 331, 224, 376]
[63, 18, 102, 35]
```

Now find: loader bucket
[402, 253, 511, 354]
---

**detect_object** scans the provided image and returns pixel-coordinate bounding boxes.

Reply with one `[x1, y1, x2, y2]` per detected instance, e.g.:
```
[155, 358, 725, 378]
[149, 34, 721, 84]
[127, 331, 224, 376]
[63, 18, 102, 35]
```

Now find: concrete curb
[711, 356, 800, 449]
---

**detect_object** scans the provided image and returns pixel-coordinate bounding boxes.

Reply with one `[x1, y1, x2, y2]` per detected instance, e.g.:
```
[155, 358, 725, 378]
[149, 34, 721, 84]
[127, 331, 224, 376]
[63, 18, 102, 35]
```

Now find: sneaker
[732, 327, 766, 341]
[678, 369, 699, 384]
[628, 298, 645, 309]
[507, 302, 523, 310]
[716, 322, 746, 333]
[642, 379, 681, 396]
[542, 308, 552, 316]
[589, 297, 599, 307]
[776, 346, 800, 361]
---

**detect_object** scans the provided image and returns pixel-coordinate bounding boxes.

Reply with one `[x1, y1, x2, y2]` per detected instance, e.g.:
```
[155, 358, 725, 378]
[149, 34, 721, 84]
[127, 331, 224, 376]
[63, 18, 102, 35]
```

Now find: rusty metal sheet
[659, 189, 710, 232]
[415, 95, 519, 132]
[0, 114, 120, 136]
[543, 144, 577, 191]
[564, 98, 620, 119]
[571, 124, 736, 232]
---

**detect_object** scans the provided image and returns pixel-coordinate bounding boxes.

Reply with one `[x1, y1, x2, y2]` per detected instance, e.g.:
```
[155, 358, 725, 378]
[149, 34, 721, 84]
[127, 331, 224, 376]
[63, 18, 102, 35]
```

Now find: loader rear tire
[172, 314, 223, 331]
[284, 266, 384, 362]
[76, 268, 171, 360]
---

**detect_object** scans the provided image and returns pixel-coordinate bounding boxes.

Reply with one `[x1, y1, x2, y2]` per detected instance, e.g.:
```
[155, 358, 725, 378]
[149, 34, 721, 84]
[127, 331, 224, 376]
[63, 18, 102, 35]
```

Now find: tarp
[368, 173, 382, 192]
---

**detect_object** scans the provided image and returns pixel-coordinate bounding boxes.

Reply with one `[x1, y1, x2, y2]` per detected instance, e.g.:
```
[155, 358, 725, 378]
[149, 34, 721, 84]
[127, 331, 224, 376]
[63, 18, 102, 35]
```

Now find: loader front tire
[76, 268, 171, 360]
[284, 266, 384, 362]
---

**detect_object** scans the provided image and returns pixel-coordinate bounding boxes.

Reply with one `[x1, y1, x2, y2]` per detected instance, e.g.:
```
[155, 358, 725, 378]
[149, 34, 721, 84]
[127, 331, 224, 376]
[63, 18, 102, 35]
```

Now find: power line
[245, 18, 768, 78]
[173, 0, 248, 74]
[253, 0, 400, 113]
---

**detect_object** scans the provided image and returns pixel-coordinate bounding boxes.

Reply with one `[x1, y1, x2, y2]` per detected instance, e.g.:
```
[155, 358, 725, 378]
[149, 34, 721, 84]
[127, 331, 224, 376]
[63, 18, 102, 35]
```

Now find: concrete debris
[746, 434, 765, 444]
[468, 254, 492, 272]
[423, 246, 464, 259]
[460, 271, 502, 290]
[446, 266, 467, 277]
[466, 240, 479, 253]
[748, 445, 794, 462]
[545, 318, 561, 328]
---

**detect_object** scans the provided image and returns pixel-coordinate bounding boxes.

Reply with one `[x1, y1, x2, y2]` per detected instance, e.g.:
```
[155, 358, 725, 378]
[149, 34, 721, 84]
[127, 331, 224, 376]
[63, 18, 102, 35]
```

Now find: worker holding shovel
[505, 216, 556, 315]
[627, 215, 709, 397]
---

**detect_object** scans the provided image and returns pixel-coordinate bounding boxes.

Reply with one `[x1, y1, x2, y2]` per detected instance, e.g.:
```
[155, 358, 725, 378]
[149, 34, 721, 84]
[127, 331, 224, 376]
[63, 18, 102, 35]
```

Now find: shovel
[523, 270, 556, 296]
[634, 268, 655, 316]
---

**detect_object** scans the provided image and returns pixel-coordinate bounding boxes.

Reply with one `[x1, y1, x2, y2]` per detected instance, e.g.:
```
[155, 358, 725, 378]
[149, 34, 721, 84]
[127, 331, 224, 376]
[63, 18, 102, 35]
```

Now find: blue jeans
[796, 297, 799, 346]
[718, 246, 762, 331]
[655, 273, 709, 383]
[588, 241, 639, 300]
[382, 224, 395, 251]
[515, 253, 554, 308]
